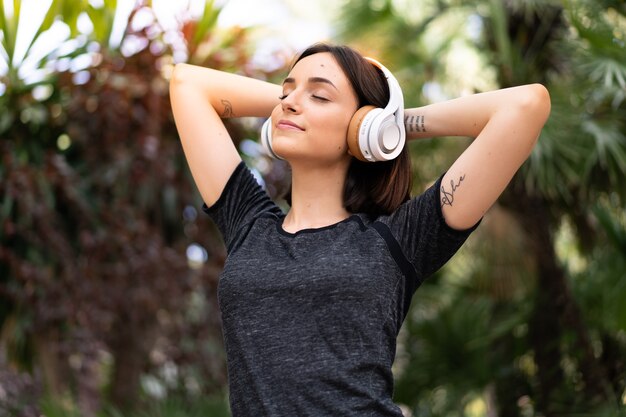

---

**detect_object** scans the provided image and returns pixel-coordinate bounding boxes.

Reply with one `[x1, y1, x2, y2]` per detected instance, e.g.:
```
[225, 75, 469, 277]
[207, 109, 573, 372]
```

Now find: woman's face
[270, 52, 359, 164]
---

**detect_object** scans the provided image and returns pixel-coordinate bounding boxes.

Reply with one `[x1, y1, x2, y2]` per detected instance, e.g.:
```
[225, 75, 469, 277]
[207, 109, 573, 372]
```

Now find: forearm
[404, 84, 550, 140]
[170, 63, 281, 118]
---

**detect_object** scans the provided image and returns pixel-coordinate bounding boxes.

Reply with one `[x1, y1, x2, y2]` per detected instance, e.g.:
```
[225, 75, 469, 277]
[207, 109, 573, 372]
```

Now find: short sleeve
[202, 162, 281, 252]
[377, 173, 481, 281]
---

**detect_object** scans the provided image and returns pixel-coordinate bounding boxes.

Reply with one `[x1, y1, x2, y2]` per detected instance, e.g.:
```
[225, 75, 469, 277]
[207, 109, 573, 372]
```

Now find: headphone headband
[364, 57, 404, 128]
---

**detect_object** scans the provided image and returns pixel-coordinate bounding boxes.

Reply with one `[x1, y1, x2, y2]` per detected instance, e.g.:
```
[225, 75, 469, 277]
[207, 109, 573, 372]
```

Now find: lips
[277, 119, 304, 131]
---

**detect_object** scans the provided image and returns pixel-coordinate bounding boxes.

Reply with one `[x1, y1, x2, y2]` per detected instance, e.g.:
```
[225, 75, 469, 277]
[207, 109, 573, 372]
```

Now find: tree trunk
[32, 327, 68, 399]
[600, 333, 626, 403]
[108, 321, 157, 411]
[491, 336, 532, 417]
[504, 186, 611, 412]
[75, 336, 104, 417]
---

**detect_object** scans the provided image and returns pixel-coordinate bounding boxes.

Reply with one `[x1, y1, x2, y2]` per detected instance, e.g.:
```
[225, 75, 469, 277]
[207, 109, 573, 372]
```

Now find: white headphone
[261, 57, 405, 162]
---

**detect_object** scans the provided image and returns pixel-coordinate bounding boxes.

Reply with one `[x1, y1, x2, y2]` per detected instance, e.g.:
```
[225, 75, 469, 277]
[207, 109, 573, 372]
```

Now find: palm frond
[0, 0, 19, 67]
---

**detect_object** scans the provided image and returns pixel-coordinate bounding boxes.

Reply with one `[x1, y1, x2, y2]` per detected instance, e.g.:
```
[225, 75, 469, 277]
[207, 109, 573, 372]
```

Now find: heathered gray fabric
[203, 161, 479, 416]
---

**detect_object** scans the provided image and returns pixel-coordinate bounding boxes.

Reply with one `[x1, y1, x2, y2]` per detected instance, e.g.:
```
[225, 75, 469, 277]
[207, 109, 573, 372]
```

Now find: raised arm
[404, 84, 551, 230]
[169, 64, 281, 206]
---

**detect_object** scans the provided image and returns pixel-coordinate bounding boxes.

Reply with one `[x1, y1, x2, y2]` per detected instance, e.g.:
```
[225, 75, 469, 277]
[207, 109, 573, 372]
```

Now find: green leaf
[20, 0, 63, 69]
[193, 0, 221, 45]
[583, 120, 626, 176]
[0, 0, 18, 65]
[593, 204, 626, 254]
[60, 0, 85, 38]
[589, 58, 626, 90]
[0, 107, 14, 133]
[87, 0, 116, 48]
[488, 0, 513, 81]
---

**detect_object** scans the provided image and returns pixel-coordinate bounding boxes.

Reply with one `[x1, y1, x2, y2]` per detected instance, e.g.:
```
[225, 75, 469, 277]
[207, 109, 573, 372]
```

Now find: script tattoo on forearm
[440, 174, 466, 207]
[221, 99, 234, 118]
[404, 115, 426, 133]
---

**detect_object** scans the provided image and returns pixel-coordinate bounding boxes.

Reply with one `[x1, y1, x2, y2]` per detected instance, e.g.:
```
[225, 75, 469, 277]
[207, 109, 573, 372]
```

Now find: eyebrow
[282, 76, 339, 91]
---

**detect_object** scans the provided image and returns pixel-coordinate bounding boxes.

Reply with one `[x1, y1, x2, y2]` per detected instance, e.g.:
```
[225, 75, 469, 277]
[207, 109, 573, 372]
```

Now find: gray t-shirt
[203, 161, 479, 416]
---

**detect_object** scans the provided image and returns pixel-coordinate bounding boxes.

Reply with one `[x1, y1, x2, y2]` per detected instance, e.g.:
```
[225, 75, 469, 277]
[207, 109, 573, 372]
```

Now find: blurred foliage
[338, 0, 626, 416]
[0, 0, 283, 415]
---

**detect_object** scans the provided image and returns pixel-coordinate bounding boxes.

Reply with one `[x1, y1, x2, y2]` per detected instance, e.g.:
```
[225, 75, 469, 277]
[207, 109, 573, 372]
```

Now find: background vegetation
[1, 0, 624, 416]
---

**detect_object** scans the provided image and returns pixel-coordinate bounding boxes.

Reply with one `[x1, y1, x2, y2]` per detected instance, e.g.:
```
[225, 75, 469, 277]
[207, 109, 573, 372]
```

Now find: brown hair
[288, 43, 412, 216]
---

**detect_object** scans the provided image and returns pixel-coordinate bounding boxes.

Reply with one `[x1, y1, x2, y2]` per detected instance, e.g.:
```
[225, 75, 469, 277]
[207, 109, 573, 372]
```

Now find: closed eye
[278, 93, 330, 102]
[312, 95, 330, 102]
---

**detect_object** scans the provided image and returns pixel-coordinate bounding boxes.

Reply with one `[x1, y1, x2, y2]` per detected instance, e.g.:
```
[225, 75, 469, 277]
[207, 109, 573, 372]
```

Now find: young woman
[169, 43, 550, 416]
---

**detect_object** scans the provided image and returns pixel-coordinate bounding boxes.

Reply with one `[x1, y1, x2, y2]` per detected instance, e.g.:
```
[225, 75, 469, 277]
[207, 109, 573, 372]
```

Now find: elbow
[170, 63, 191, 90]
[520, 83, 551, 125]
[518, 84, 550, 153]
[169, 63, 218, 106]
[169, 63, 207, 105]
[532, 84, 551, 121]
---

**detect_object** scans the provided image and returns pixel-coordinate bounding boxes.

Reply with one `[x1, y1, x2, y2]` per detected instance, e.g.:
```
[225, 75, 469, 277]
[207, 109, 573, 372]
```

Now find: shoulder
[202, 161, 283, 252]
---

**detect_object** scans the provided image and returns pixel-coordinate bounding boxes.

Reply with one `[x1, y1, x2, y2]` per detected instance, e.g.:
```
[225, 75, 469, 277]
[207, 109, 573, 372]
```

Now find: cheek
[311, 110, 352, 141]
[270, 105, 281, 121]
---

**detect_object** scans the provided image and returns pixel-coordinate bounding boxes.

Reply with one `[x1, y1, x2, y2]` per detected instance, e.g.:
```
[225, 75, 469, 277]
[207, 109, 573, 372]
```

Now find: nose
[281, 90, 301, 113]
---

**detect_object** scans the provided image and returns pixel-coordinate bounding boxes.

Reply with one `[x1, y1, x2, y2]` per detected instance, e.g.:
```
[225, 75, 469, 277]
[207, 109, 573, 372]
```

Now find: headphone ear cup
[347, 105, 376, 162]
[261, 117, 271, 146]
[261, 117, 281, 159]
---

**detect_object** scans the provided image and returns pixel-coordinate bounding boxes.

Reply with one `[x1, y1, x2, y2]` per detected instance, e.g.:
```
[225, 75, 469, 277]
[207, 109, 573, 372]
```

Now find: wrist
[403, 108, 429, 140]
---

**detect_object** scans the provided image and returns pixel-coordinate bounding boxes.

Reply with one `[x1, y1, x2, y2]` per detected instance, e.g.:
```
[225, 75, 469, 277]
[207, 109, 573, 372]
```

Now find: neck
[283, 161, 351, 233]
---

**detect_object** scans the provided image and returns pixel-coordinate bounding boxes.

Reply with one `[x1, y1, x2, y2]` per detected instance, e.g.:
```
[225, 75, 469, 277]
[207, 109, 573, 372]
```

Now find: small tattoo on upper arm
[440, 174, 466, 207]
[404, 115, 426, 133]
[221, 99, 234, 118]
